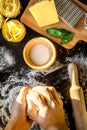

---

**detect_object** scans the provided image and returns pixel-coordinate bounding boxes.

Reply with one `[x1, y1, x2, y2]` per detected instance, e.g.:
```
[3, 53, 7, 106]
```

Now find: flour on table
[0, 46, 16, 71]
[0, 45, 87, 130]
[42, 60, 64, 75]
[0, 68, 45, 129]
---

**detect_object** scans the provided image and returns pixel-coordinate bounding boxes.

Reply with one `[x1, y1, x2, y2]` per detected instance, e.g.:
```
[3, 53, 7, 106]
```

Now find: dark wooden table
[0, 0, 87, 130]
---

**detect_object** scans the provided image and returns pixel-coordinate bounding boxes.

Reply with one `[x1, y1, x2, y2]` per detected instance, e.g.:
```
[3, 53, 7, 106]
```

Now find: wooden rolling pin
[68, 63, 87, 130]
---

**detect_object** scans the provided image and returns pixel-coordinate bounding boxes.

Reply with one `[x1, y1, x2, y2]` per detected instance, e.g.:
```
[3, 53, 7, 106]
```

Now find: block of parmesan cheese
[29, 0, 59, 27]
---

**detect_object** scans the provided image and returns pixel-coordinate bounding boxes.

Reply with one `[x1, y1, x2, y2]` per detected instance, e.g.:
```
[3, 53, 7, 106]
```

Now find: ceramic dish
[23, 37, 56, 70]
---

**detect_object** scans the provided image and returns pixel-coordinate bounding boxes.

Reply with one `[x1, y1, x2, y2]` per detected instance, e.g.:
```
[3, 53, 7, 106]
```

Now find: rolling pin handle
[68, 63, 79, 87]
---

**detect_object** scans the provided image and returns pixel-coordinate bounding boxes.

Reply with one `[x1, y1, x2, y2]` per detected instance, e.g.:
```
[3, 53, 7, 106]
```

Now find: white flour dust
[0, 46, 16, 71]
[0, 68, 45, 129]
[0, 45, 87, 130]
[0, 46, 45, 129]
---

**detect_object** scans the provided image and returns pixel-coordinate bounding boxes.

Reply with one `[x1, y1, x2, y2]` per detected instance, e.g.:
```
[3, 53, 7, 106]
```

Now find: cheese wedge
[29, 0, 59, 27]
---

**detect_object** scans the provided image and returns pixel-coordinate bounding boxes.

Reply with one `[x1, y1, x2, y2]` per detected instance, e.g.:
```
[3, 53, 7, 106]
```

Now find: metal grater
[54, 0, 85, 27]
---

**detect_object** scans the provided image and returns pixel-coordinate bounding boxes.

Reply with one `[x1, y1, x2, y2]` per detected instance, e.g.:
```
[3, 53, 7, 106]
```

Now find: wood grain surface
[20, 0, 87, 49]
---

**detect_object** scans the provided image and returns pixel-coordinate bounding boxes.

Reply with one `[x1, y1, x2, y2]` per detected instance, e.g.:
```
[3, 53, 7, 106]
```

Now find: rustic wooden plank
[20, 0, 87, 49]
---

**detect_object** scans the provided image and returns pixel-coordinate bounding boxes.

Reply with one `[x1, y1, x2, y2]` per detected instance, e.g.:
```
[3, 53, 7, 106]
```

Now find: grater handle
[72, 0, 87, 12]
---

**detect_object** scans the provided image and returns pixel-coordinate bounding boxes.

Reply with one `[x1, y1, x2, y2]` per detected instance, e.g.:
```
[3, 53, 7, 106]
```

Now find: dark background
[0, 0, 87, 130]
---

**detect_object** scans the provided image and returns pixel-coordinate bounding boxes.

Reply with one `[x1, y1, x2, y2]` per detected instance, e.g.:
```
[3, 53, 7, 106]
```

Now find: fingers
[26, 99, 38, 120]
[48, 86, 63, 107]
[26, 89, 48, 120]
[26, 86, 64, 125]
[32, 86, 63, 107]
[26, 89, 50, 120]
[16, 86, 32, 104]
[32, 86, 54, 103]
[26, 89, 47, 108]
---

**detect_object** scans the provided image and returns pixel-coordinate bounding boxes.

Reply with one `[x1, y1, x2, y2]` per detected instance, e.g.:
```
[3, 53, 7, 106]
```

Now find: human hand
[5, 87, 32, 130]
[26, 86, 69, 130]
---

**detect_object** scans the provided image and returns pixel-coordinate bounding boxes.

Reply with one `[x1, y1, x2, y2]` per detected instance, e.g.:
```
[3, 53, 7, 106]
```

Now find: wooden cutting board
[20, 0, 87, 49]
